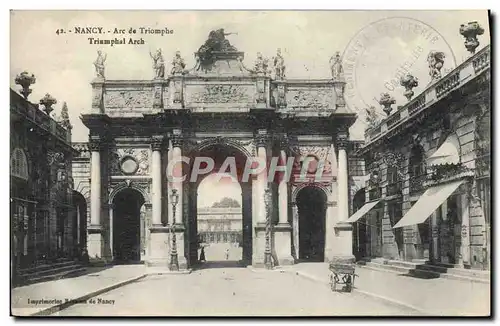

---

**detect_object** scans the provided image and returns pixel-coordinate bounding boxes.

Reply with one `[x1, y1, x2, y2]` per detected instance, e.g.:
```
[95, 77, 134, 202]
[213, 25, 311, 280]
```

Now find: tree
[212, 197, 240, 208]
[59, 101, 72, 130]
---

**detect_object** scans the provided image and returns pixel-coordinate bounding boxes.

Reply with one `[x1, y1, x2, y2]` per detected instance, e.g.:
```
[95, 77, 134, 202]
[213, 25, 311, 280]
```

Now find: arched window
[409, 145, 426, 193]
[10, 148, 29, 181]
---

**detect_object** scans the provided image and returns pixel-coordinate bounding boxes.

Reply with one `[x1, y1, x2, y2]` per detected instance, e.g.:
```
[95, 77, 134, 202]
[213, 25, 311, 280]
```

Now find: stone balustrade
[11, 90, 72, 144]
[364, 44, 490, 144]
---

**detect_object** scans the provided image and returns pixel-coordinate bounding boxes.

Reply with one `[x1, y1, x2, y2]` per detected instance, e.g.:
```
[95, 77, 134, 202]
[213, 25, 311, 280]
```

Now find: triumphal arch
[73, 29, 357, 269]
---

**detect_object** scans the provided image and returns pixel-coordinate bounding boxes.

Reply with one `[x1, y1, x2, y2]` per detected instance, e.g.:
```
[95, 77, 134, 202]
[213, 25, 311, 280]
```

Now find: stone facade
[73, 31, 358, 270]
[10, 86, 78, 284]
[353, 45, 490, 270]
[197, 207, 243, 244]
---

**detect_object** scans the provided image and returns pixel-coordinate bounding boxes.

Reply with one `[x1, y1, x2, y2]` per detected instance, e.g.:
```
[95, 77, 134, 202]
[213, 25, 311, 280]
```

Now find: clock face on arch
[120, 156, 139, 175]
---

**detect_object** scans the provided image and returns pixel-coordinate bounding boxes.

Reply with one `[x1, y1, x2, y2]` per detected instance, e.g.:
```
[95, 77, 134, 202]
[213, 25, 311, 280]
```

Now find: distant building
[11, 78, 83, 285]
[197, 207, 242, 244]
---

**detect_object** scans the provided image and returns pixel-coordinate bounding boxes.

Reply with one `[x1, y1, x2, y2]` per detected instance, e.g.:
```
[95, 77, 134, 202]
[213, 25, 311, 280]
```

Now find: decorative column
[325, 141, 339, 261]
[430, 212, 439, 263]
[151, 136, 163, 226]
[88, 135, 103, 260]
[291, 201, 299, 260]
[256, 130, 268, 223]
[274, 135, 294, 265]
[459, 188, 471, 267]
[171, 130, 183, 225]
[253, 129, 270, 267]
[331, 128, 354, 263]
[169, 129, 187, 270]
[337, 130, 349, 223]
[278, 144, 288, 224]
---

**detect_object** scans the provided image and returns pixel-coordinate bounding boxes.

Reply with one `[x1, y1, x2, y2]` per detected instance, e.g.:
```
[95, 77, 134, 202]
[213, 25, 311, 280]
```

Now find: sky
[10, 10, 490, 142]
[197, 173, 242, 207]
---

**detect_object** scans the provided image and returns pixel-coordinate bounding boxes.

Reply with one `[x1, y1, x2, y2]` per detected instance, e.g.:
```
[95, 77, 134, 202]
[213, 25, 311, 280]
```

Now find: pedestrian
[200, 246, 206, 262]
[225, 248, 229, 260]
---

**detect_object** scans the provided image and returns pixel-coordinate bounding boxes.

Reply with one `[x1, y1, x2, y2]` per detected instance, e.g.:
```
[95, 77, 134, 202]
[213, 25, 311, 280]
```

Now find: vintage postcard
[10, 10, 491, 317]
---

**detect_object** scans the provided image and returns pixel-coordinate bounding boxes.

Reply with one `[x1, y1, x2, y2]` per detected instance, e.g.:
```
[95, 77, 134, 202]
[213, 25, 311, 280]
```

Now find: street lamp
[169, 189, 179, 271]
[264, 186, 273, 269]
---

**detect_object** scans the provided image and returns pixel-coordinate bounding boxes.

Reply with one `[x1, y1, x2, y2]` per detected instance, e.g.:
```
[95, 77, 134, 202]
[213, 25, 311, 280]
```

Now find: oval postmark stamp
[342, 16, 457, 131]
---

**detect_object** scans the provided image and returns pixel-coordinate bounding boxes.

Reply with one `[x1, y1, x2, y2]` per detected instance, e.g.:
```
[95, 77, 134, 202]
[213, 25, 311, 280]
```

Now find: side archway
[296, 185, 328, 262]
[72, 191, 88, 255]
[111, 187, 146, 263]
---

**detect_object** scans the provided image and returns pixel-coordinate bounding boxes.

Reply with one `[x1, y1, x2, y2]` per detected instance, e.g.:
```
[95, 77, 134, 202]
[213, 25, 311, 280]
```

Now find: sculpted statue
[427, 51, 445, 80]
[329, 52, 344, 80]
[93, 50, 107, 78]
[150, 48, 165, 78]
[365, 106, 380, 129]
[197, 28, 238, 70]
[273, 48, 285, 80]
[171, 51, 186, 75]
[254, 52, 269, 75]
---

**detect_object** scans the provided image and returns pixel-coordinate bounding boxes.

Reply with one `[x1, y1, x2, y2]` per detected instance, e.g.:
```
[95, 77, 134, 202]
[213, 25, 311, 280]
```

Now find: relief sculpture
[105, 90, 154, 108]
[189, 84, 252, 104]
[287, 88, 335, 110]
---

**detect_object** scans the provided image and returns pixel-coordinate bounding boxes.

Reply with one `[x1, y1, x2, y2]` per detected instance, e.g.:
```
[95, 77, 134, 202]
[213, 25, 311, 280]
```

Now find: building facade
[349, 42, 490, 270]
[11, 76, 81, 284]
[72, 30, 360, 269]
[197, 207, 243, 244]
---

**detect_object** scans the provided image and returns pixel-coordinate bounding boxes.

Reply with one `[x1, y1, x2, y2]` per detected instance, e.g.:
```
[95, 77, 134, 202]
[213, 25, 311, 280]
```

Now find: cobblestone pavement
[55, 266, 417, 316]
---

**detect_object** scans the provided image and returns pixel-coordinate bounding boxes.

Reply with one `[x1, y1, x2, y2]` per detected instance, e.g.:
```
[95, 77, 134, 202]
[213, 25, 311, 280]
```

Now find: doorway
[112, 188, 144, 263]
[297, 186, 327, 262]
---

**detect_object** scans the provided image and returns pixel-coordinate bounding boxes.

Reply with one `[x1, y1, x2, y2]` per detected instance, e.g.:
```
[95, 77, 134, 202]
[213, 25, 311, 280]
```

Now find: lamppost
[169, 189, 179, 271]
[264, 186, 273, 269]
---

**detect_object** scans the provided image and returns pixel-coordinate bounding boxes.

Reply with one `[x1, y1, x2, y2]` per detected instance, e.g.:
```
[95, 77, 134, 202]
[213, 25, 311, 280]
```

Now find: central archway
[186, 143, 253, 268]
[112, 188, 145, 263]
[296, 186, 327, 262]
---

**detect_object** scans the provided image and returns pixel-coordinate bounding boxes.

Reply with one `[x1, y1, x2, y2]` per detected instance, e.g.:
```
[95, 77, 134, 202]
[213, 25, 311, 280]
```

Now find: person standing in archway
[200, 246, 206, 263]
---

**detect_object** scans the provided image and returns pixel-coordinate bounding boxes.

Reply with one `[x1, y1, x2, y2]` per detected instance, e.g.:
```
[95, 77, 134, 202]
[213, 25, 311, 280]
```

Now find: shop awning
[393, 180, 464, 229]
[346, 200, 380, 223]
[427, 134, 460, 166]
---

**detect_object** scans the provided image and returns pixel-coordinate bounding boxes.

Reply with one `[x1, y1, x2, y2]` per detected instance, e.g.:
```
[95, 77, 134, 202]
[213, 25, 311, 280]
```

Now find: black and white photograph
[9, 9, 491, 317]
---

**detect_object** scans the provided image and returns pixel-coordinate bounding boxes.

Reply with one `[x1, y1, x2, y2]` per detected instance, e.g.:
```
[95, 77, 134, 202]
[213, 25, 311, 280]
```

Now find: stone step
[358, 261, 414, 274]
[417, 264, 490, 281]
[19, 259, 77, 275]
[358, 260, 489, 284]
[22, 267, 88, 285]
[21, 262, 84, 278]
